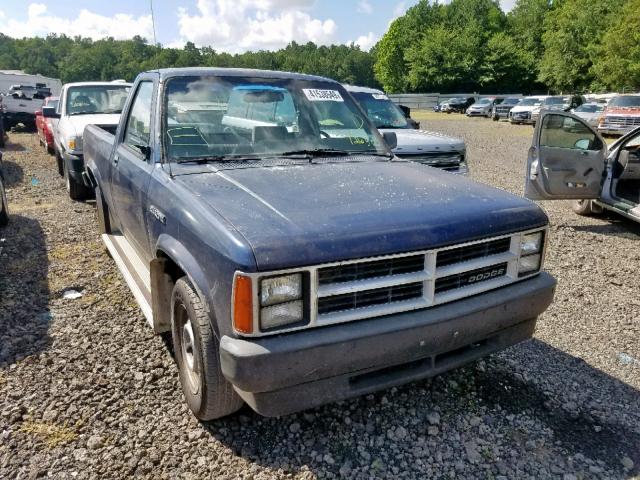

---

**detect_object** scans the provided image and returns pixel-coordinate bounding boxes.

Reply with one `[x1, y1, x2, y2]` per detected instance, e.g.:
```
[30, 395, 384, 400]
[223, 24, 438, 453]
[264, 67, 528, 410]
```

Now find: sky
[0, 0, 518, 54]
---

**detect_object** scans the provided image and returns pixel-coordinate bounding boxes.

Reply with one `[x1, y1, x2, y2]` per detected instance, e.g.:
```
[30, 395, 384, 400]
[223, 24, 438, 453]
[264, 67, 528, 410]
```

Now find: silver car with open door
[525, 111, 640, 223]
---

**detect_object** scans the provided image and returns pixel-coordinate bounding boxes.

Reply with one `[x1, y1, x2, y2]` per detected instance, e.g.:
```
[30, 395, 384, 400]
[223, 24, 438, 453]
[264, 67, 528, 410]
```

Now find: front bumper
[598, 126, 634, 136]
[510, 114, 534, 124]
[61, 150, 85, 182]
[220, 272, 556, 416]
[467, 110, 490, 117]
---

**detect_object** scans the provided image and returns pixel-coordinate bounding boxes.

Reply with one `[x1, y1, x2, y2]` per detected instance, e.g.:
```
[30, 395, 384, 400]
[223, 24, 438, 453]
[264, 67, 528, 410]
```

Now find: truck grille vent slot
[396, 152, 462, 168]
[318, 282, 423, 315]
[318, 254, 425, 285]
[435, 262, 508, 294]
[436, 237, 511, 268]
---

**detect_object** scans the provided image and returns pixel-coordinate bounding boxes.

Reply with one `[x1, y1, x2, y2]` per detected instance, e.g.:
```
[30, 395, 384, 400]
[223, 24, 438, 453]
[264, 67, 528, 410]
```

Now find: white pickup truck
[43, 81, 132, 199]
[345, 85, 468, 174]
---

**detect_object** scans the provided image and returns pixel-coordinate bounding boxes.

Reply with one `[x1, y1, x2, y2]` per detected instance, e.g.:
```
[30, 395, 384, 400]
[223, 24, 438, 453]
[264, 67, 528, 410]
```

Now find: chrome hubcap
[178, 306, 200, 394]
[182, 320, 196, 372]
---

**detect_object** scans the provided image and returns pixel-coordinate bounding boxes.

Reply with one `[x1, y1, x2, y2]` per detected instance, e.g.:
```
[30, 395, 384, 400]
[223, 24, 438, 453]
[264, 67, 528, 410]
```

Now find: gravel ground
[0, 117, 639, 480]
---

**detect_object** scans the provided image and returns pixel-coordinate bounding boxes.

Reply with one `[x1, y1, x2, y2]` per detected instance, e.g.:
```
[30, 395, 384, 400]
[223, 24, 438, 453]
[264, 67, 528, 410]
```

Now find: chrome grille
[318, 282, 423, 315]
[602, 115, 640, 128]
[318, 255, 424, 285]
[436, 238, 511, 267]
[315, 234, 523, 324]
[435, 262, 508, 294]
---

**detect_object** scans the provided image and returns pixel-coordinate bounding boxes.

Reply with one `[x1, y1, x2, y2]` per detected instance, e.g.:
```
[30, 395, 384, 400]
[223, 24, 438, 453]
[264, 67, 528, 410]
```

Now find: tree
[479, 32, 537, 92]
[507, 0, 553, 61]
[538, 0, 625, 91]
[591, 0, 640, 91]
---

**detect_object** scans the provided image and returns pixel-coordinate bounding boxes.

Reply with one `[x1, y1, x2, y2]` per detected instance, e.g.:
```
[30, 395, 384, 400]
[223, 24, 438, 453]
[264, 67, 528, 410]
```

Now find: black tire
[492, 115, 499, 121]
[0, 176, 8, 227]
[171, 277, 244, 420]
[572, 199, 601, 216]
[56, 151, 64, 176]
[62, 156, 91, 201]
[95, 184, 111, 234]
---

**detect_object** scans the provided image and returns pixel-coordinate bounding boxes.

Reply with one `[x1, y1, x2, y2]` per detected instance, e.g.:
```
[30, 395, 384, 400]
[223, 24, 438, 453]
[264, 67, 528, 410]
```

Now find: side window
[124, 81, 154, 155]
[540, 114, 602, 151]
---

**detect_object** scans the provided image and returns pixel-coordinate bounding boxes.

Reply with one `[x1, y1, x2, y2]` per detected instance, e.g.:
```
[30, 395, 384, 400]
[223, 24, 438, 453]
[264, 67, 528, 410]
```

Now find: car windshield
[545, 97, 568, 105]
[350, 91, 409, 129]
[503, 98, 521, 105]
[66, 85, 131, 115]
[519, 98, 542, 106]
[164, 75, 390, 162]
[608, 95, 640, 108]
[476, 98, 492, 105]
[575, 104, 603, 113]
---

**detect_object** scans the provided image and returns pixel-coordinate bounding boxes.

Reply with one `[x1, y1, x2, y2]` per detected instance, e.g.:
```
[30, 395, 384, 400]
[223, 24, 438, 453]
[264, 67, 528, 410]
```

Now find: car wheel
[0, 176, 8, 227]
[172, 277, 244, 420]
[63, 156, 91, 201]
[56, 151, 64, 176]
[572, 199, 602, 216]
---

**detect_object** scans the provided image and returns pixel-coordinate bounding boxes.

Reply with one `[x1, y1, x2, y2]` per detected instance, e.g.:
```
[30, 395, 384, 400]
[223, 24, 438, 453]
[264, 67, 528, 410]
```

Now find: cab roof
[342, 84, 384, 95]
[150, 67, 337, 84]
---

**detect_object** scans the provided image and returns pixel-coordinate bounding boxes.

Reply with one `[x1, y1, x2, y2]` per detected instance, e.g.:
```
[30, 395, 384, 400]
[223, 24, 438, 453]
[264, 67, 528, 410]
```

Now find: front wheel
[63, 157, 91, 201]
[172, 278, 244, 420]
[572, 199, 602, 216]
[0, 177, 8, 227]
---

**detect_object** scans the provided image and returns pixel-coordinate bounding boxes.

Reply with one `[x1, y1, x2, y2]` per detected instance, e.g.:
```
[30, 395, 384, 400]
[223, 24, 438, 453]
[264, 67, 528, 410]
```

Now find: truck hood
[510, 105, 537, 113]
[605, 107, 640, 116]
[381, 128, 465, 154]
[68, 114, 121, 137]
[175, 160, 547, 270]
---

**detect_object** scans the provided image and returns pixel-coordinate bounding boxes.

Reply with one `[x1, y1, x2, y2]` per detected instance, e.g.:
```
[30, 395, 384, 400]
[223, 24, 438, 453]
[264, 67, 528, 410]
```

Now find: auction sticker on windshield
[372, 94, 389, 100]
[303, 89, 344, 102]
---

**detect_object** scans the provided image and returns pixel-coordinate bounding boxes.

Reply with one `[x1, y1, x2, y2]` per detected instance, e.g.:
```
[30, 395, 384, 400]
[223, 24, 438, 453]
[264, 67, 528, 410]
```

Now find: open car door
[525, 111, 607, 200]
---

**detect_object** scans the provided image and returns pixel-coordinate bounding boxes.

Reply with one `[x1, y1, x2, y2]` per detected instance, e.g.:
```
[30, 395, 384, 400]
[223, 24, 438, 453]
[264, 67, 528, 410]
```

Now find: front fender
[154, 233, 222, 335]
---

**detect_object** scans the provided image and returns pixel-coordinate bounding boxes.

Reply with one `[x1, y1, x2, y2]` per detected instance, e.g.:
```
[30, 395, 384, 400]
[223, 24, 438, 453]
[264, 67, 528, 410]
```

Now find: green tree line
[1, 0, 639, 94]
[376, 0, 640, 93]
[0, 34, 377, 88]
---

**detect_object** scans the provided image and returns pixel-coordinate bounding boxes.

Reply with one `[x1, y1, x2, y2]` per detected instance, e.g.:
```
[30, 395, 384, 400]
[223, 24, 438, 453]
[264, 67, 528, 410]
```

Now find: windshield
[519, 98, 542, 106]
[544, 97, 568, 105]
[66, 85, 131, 115]
[503, 97, 521, 105]
[476, 98, 492, 105]
[351, 91, 409, 129]
[608, 95, 640, 108]
[575, 104, 603, 113]
[164, 76, 390, 162]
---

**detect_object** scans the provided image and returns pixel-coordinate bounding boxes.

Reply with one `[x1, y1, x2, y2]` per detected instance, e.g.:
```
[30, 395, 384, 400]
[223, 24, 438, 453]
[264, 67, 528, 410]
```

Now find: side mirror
[382, 131, 397, 150]
[399, 105, 411, 118]
[135, 144, 151, 159]
[42, 106, 59, 119]
[574, 139, 591, 150]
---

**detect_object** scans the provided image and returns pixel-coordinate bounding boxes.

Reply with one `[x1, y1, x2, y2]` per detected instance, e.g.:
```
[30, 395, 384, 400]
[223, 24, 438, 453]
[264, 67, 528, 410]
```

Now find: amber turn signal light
[233, 275, 253, 334]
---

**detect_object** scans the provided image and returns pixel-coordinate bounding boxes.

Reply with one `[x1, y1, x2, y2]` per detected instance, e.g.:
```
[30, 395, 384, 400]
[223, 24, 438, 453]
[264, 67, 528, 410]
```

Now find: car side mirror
[399, 105, 411, 118]
[574, 139, 591, 150]
[135, 144, 151, 159]
[382, 131, 397, 150]
[42, 106, 60, 119]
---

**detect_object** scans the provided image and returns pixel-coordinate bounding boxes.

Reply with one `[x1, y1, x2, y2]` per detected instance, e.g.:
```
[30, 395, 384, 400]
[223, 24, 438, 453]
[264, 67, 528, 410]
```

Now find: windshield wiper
[277, 148, 352, 157]
[176, 154, 263, 164]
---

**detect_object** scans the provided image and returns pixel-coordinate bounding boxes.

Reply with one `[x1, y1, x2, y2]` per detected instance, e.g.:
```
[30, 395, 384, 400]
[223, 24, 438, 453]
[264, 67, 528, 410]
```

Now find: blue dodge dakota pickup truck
[83, 68, 556, 420]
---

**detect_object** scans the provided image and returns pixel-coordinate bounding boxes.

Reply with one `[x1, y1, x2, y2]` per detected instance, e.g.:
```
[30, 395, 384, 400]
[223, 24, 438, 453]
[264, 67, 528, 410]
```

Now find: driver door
[525, 111, 607, 200]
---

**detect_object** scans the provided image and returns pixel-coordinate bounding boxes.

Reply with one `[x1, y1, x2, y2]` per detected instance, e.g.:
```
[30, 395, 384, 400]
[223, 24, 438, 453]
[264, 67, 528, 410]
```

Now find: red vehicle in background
[35, 96, 59, 154]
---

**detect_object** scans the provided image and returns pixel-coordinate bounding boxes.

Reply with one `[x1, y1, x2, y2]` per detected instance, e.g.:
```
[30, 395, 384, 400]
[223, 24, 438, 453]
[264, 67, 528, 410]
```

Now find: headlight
[519, 254, 542, 275]
[259, 273, 304, 330]
[518, 231, 545, 276]
[520, 232, 543, 255]
[261, 300, 303, 330]
[260, 274, 302, 306]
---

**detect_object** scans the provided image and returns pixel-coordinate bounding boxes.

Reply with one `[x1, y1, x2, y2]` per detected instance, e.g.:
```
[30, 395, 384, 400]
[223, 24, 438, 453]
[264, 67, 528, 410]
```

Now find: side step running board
[102, 233, 154, 328]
